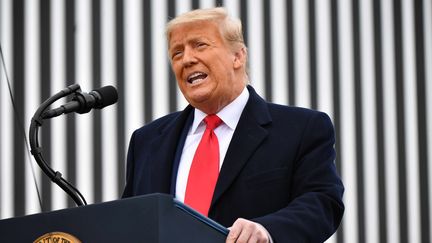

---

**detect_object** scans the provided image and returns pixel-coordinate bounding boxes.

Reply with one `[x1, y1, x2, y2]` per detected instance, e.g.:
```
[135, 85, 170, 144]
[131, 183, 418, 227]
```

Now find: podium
[0, 193, 228, 242]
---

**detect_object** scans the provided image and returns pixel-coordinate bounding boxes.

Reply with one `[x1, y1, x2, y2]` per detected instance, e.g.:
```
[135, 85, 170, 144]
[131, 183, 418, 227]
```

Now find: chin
[189, 98, 210, 108]
[186, 90, 212, 102]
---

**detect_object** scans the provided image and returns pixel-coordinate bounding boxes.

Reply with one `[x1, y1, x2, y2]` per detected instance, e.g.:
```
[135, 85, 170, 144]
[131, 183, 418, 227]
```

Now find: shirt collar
[190, 86, 250, 134]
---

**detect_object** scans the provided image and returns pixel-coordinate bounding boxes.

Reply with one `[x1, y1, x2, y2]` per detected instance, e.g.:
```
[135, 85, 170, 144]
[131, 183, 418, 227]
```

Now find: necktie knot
[204, 115, 222, 130]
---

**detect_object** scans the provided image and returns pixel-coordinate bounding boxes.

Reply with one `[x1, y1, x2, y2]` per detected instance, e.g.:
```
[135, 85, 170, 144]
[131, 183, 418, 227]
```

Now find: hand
[226, 218, 270, 243]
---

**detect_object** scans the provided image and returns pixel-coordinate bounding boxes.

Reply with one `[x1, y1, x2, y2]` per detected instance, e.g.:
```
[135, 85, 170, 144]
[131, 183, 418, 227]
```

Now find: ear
[233, 47, 246, 69]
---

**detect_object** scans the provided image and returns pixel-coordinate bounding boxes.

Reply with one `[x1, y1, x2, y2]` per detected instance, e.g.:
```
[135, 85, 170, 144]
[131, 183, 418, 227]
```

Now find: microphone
[42, 85, 118, 119]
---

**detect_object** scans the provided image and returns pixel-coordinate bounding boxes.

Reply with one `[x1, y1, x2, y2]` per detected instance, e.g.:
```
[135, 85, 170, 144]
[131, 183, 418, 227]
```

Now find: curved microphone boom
[29, 84, 118, 207]
[42, 85, 118, 119]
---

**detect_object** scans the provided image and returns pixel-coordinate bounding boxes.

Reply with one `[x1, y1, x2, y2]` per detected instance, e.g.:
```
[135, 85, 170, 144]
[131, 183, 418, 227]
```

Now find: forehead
[168, 21, 224, 48]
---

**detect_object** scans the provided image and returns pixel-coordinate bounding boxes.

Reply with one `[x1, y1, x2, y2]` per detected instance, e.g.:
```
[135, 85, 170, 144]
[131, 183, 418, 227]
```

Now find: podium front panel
[0, 193, 227, 242]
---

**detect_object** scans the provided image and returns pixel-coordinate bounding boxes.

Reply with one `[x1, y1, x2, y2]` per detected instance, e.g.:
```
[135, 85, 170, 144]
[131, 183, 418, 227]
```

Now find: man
[123, 7, 344, 243]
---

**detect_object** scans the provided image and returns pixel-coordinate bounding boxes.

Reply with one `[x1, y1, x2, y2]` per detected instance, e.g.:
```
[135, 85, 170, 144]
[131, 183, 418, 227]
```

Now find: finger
[236, 229, 253, 243]
[226, 218, 270, 243]
[249, 228, 268, 243]
[233, 219, 254, 243]
[226, 220, 243, 243]
[254, 224, 270, 243]
[238, 220, 269, 243]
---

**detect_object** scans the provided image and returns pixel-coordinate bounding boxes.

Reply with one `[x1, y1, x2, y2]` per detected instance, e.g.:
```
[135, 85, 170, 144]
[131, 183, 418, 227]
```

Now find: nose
[182, 47, 198, 67]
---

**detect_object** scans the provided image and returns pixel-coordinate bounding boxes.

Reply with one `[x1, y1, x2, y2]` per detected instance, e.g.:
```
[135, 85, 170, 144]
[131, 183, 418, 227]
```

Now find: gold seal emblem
[33, 231, 82, 243]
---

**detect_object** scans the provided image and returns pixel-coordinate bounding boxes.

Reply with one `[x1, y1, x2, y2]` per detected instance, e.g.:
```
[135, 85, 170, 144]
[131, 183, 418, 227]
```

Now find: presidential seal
[33, 231, 81, 243]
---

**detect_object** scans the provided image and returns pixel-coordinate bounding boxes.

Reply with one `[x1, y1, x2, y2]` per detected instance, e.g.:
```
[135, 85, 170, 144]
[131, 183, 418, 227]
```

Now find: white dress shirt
[175, 87, 249, 202]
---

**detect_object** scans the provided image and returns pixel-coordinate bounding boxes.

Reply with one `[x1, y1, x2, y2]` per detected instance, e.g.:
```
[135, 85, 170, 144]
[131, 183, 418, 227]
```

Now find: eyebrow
[169, 37, 209, 52]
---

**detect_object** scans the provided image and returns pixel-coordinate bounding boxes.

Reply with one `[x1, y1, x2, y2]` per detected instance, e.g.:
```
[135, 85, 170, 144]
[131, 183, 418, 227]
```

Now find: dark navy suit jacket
[122, 86, 344, 242]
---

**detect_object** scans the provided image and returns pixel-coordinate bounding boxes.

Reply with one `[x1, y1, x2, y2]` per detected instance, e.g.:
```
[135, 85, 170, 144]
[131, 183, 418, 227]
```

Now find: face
[168, 20, 246, 114]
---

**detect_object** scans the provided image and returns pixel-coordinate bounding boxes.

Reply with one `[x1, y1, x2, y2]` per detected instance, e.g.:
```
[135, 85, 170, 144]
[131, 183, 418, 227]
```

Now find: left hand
[226, 218, 270, 243]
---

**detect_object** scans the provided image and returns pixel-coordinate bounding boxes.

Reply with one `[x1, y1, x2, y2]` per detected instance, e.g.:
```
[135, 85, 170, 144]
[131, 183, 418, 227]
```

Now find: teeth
[189, 72, 203, 79]
[187, 72, 207, 83]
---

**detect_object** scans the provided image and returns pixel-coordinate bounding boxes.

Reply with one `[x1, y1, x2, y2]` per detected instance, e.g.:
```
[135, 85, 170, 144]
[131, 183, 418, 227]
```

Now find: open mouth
[187, 72, 208, 84]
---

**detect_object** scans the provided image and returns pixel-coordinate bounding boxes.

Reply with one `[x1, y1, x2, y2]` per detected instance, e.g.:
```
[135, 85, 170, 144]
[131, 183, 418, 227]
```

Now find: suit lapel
[146, 106, 194, 193]
[211, 86, 272, 207]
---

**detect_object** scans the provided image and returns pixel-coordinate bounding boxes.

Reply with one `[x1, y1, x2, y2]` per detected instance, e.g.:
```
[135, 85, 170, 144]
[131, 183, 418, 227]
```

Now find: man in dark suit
[122, 7, 344, 243]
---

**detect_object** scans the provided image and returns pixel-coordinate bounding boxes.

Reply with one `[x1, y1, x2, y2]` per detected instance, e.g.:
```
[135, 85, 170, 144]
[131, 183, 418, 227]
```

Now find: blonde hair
[166, 7, 246, 52]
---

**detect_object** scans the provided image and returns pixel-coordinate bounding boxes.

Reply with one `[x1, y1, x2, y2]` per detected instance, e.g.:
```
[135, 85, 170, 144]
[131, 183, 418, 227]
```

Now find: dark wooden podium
[0, 193, 228, 242]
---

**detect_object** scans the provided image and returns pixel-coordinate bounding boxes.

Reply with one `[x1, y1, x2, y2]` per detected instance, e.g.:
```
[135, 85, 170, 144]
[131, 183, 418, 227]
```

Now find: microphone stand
[29, 84, 87, 206]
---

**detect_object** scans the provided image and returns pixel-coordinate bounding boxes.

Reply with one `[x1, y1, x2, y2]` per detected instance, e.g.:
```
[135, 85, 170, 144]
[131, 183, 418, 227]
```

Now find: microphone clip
[69, 90, 98, 114]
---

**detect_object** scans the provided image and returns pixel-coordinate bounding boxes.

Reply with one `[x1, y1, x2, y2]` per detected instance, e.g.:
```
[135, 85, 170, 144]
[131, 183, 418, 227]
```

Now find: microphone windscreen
[94, 85, 118, 108]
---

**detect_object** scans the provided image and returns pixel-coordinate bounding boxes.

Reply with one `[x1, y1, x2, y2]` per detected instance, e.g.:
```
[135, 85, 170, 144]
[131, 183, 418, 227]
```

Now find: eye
[171, 50, 183, 60]
[196, 42, 208, 49]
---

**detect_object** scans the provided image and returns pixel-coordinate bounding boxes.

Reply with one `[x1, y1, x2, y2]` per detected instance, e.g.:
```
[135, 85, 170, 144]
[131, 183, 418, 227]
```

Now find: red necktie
[184, 114, 222, 216]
